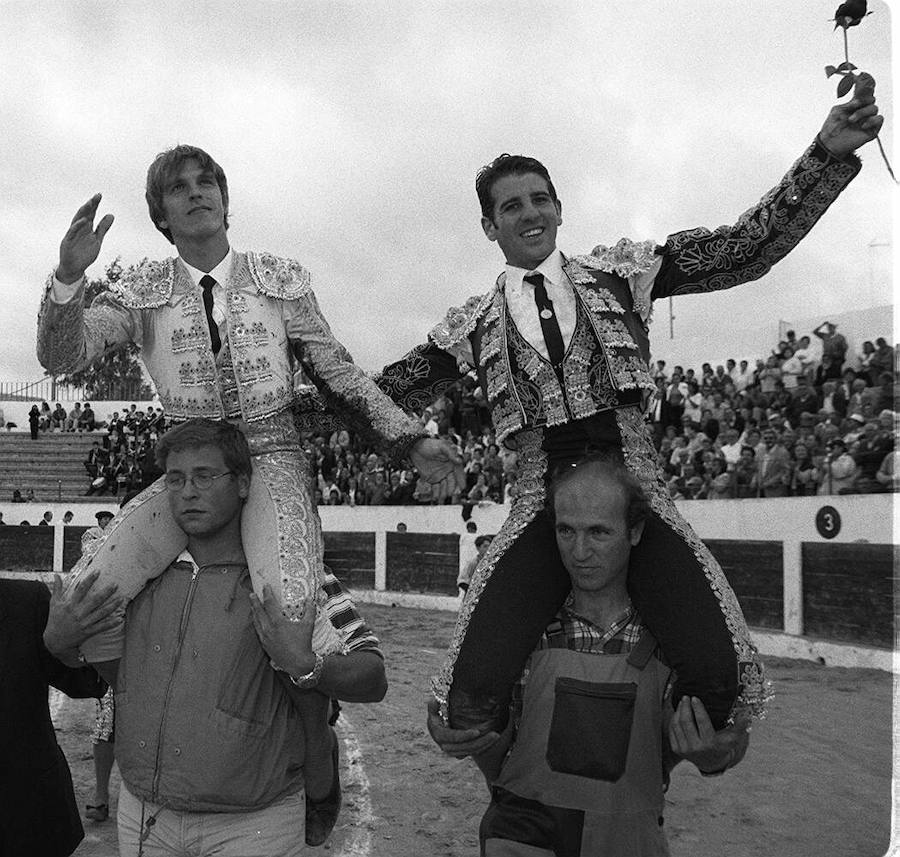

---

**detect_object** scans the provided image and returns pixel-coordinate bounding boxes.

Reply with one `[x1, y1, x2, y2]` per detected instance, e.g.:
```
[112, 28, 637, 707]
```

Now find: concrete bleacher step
[0, 431, 115, 504]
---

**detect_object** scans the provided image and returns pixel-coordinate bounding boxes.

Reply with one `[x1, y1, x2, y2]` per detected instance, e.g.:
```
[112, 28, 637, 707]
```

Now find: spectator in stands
[78, 403, 96, 432]
[793, 336, 816, 376]
[84, 442, 104, 479]
[25, 488, 35, 503]
[852, 419, 893, 493]
[814, 353, 844, 388]
[789, 442, 819, 496]
[666, 373, 686, 429]
[717, 428, 743, 467]
[843, 413, 866, 446]
[11, 490, 24, 503]
[757, 428, 790, 498]
[876, 450, 900, 491]
[683, 380, 703, 426]
[366, 470, 389, 506]
[706, 457, 733, 500]
[857, 340, 877, 383]
[29, 404, 40, 440]
[732, 359, 754, 392]
[385, 471, 414, 505]
[780, 348, 803, 390]
[814, 321, 848, 372]
[869, 338, 894, 381]
[873, 371, 896, 414]
[65, 403, 82, 432]
[63, 511, 74, 525]
[787, 376, 820, 428]
[104, 411, 121, 436]
[39, 511, 53, 526]
[39, 401, 52, 431]
[699, 409, 720, 443]
[467, 472, 493, 503]
[818, 438, 857, 495]
[757, 355, 782, 398]
[733, 447, 759, 498]
[51, 402, 67, 431]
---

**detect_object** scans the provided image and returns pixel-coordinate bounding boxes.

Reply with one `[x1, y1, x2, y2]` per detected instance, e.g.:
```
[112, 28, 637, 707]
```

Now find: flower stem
[843, 28, 849, 64]
[875, 136, 899, 184]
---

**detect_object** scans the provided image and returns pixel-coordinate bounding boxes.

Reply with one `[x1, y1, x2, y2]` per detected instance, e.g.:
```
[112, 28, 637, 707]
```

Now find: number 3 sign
[815, 505, 842, 539]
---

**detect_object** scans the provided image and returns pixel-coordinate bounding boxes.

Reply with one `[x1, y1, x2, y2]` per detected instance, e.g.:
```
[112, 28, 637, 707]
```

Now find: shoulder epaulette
[570, 237, 659, 279]
[109, 258, 175, 308]
[428, 288, 496, 350]
[246, 251, 312, 300]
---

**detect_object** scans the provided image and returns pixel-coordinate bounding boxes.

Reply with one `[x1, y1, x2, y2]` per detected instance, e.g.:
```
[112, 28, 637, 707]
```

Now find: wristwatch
[288, 653, 325, 689]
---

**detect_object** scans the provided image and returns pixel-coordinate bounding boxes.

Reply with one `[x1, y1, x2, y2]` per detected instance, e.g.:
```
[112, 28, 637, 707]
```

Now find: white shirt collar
[180, 249, 234, 288]
[504, 249, 566, 295]
[175, 549, 198, 569]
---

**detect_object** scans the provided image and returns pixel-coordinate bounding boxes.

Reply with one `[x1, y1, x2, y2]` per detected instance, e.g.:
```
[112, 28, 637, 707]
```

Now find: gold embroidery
[580, 238, 658, 278]
[246, 251, 312, 300]
[111, 258, 176, 308]
[430, 290, 496, 350]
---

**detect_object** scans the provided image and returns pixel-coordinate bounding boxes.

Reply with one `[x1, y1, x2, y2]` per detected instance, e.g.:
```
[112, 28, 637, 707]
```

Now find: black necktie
[525, 273, 565, 367]
[199, 275, 222, 355]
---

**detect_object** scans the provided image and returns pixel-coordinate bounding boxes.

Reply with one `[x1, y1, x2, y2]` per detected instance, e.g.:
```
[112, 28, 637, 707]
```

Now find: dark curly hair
[475, 154, 558, 223]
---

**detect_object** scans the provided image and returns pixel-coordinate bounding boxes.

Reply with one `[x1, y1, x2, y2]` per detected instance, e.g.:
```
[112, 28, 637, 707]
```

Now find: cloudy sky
[0, 0, 893, 386]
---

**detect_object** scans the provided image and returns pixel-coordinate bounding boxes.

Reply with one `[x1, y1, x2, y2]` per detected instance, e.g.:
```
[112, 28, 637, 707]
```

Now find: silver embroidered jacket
[376, 140, 860, 444]
[36, 250, 423, 453]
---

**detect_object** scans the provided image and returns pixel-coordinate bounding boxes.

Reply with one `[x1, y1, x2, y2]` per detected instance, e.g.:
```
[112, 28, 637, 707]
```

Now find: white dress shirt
[504, 251, 577, 361]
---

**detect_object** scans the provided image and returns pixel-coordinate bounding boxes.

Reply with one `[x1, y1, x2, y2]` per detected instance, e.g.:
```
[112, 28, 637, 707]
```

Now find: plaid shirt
[320, 569, 382, 656]
[511, 597, 644, 725]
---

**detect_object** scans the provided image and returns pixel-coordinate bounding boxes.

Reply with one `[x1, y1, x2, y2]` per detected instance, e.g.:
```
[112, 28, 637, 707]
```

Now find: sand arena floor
[55, 602, 893, 857]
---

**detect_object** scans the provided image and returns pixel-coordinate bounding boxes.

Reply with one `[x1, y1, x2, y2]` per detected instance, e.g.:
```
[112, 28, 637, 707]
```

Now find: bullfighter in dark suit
[379, 79, 883, 736]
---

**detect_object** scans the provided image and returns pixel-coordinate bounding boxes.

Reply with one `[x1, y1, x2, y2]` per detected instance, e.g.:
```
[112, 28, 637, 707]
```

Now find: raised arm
[651, 78, 880, 300]
[37, 195, 139, 374]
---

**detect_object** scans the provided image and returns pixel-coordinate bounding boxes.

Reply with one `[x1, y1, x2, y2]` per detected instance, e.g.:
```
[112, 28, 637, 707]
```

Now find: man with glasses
[43, 418, 387, 855]
[36, 144, 460, 835]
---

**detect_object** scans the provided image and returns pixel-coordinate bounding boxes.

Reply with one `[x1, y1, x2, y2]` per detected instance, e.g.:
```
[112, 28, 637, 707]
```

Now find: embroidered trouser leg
[437, 418, 767, 733]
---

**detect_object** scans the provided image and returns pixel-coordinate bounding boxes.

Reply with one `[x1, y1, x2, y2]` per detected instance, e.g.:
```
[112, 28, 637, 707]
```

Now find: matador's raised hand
[57, 193, 115, 284]
[818, 73, 883, 158]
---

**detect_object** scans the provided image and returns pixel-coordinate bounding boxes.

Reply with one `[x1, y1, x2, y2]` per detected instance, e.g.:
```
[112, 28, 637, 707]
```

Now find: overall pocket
[546, 678, 637, 782]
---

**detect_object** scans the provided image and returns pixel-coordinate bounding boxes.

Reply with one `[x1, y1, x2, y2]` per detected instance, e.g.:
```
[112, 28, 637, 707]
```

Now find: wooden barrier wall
[0, 495, 893, 650]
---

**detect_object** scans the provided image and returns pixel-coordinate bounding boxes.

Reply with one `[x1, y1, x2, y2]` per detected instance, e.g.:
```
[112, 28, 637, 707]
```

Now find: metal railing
[0, 379, 150, 403]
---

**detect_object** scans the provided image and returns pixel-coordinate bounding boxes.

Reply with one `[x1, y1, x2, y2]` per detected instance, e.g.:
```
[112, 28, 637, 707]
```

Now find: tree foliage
[56, 258, 155, 400]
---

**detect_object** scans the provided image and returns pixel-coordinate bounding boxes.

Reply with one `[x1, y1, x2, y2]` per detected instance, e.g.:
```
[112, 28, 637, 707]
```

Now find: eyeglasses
[164, 471, 234, 491]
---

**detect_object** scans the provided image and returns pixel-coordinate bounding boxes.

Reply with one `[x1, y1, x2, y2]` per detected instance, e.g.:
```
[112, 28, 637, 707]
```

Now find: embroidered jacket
[36, 250, 422, 454]
[375, 140, 860, 444]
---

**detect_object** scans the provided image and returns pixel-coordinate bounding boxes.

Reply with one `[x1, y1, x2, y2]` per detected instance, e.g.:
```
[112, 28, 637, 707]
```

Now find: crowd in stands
[12, 322, 899, 506]
[648, 326, 898, 498]
[81, 406, 167, 498]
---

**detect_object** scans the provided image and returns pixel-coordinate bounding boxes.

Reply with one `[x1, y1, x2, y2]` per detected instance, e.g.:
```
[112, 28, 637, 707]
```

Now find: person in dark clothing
[0, 572, 120, 856]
